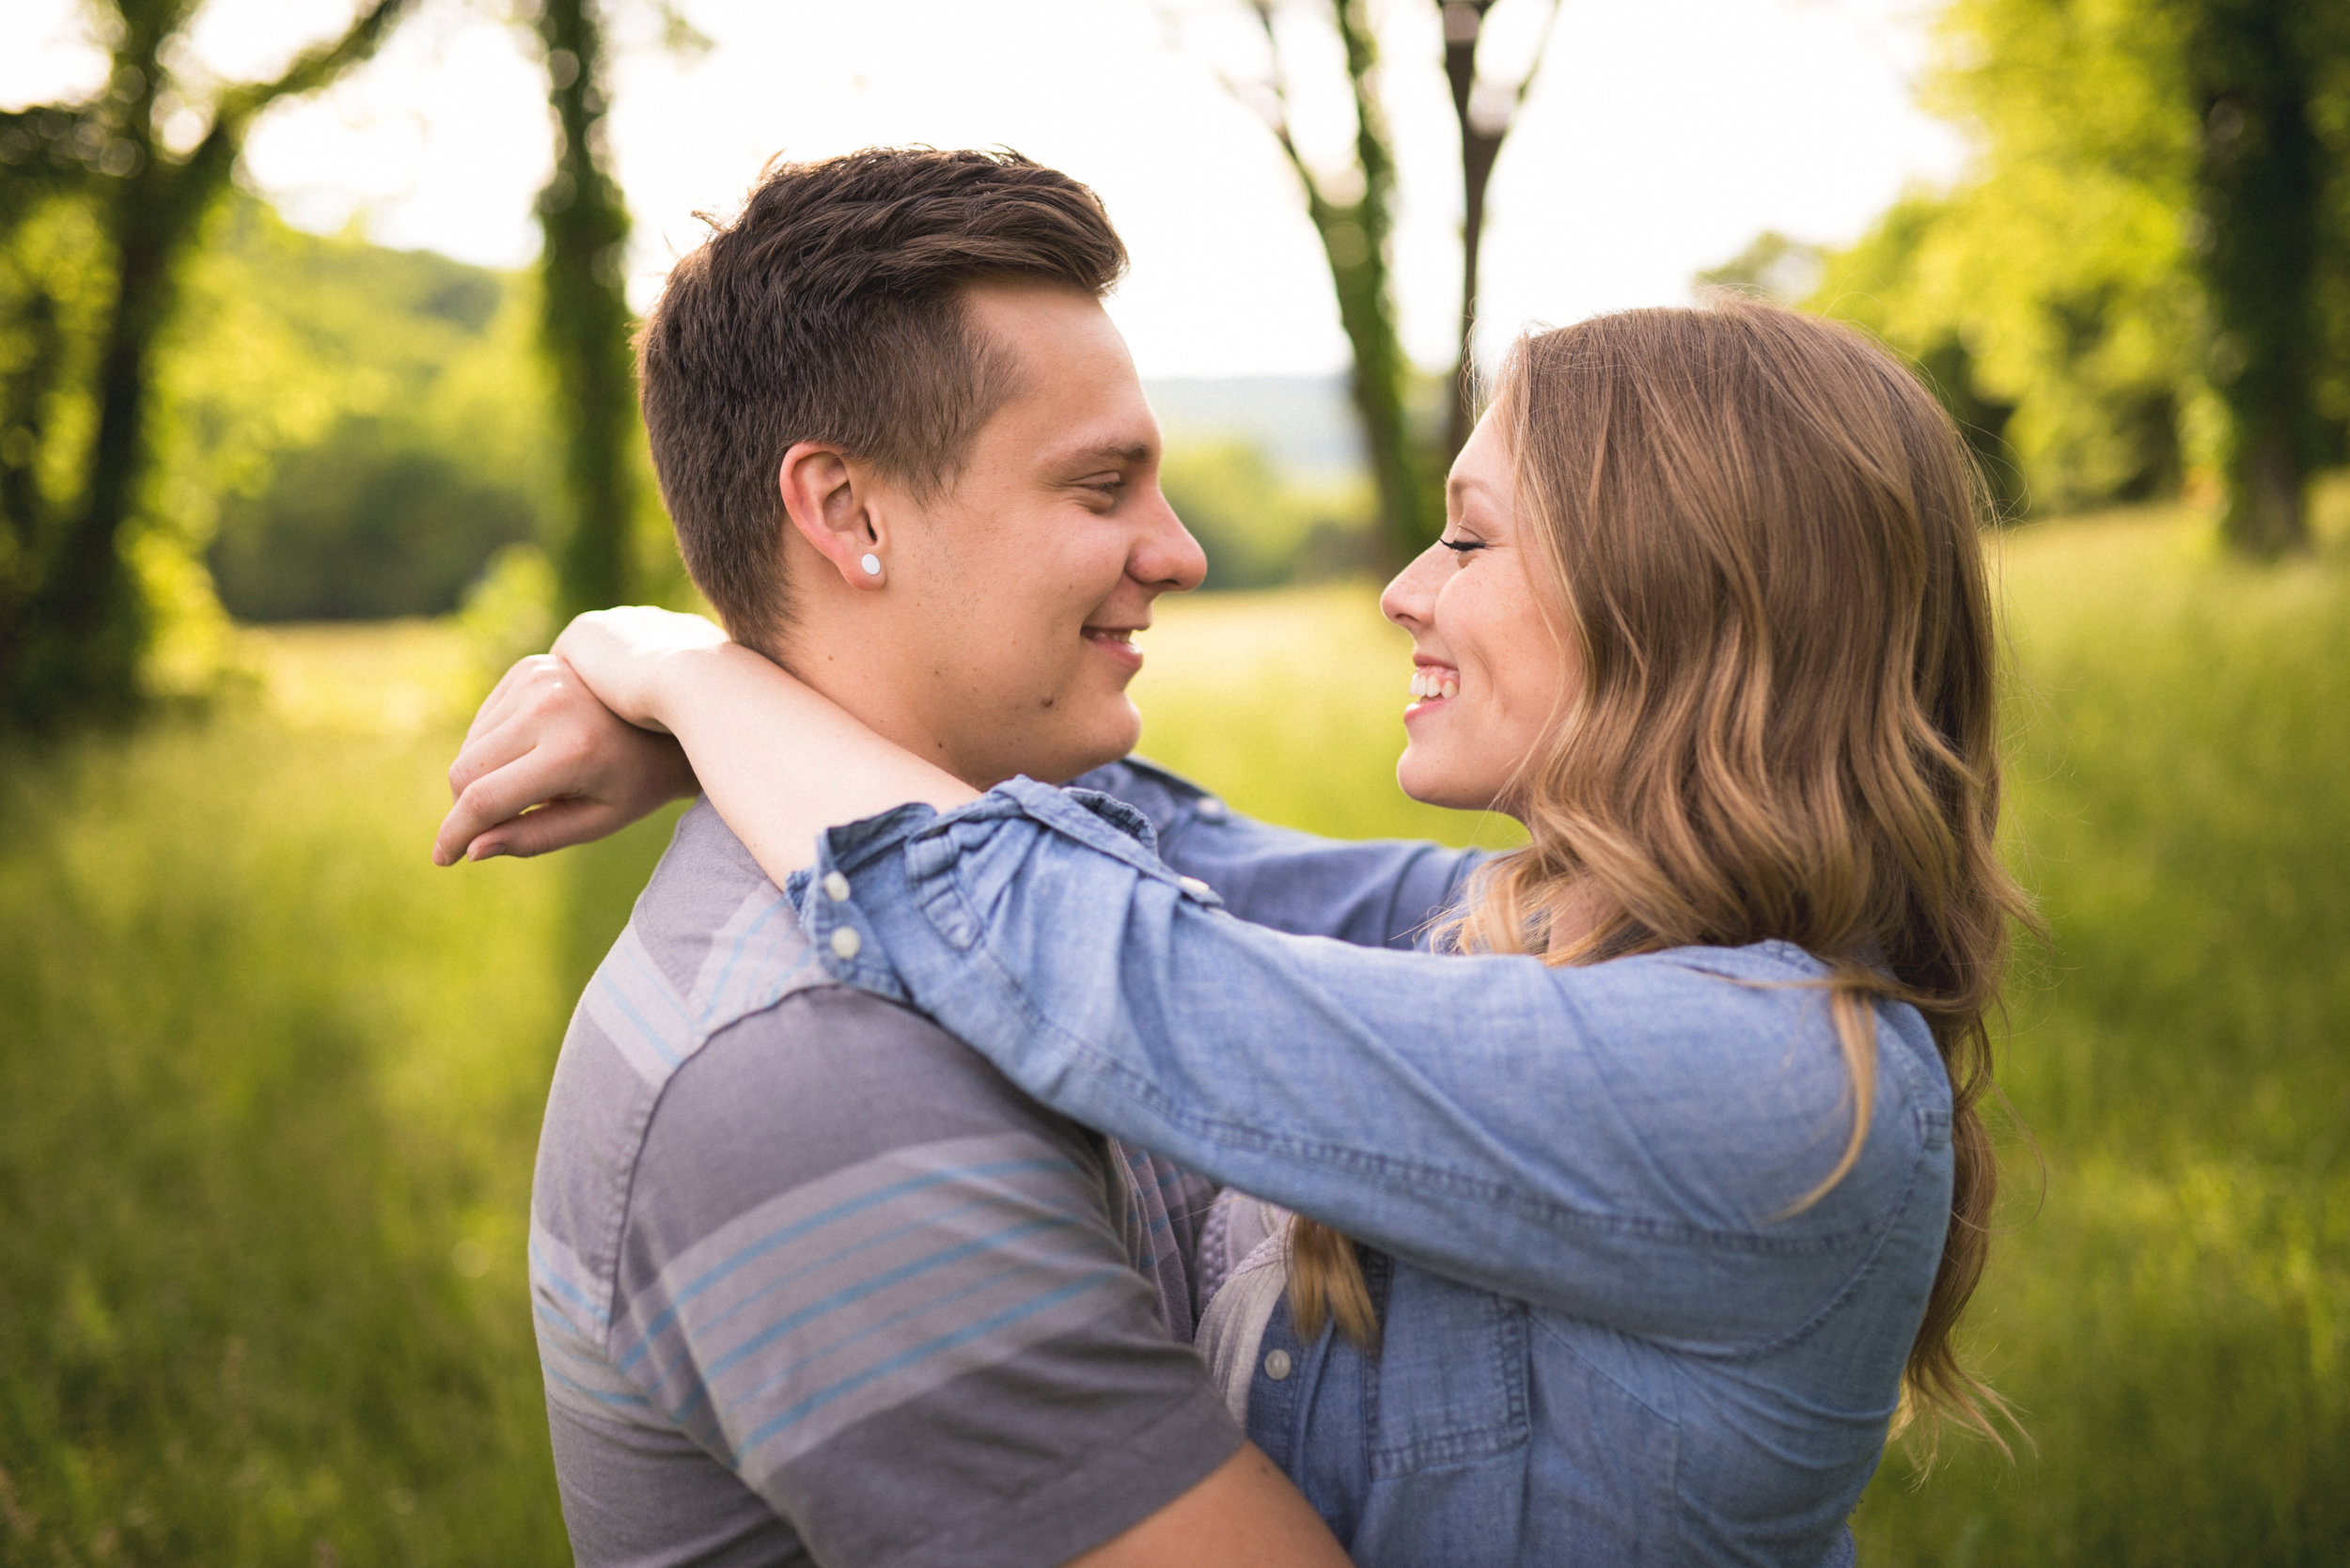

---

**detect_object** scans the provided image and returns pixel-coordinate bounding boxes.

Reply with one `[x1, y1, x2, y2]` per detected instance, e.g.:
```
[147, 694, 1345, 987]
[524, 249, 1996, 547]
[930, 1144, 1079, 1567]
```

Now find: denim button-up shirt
[787, 764, 1952, 1567]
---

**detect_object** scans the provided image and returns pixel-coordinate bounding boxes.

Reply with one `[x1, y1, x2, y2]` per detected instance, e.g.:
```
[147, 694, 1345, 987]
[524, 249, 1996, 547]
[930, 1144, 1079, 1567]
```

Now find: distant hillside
[1143, 375, 1362, 484]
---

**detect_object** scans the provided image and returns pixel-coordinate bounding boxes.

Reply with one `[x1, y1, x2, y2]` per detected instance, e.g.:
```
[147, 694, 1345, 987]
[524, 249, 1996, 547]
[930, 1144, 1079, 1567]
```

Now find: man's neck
[771, 625, 995, 792]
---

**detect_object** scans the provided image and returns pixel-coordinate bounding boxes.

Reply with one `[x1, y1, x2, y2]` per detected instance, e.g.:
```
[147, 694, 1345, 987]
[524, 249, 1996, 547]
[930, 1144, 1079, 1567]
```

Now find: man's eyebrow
[1045, 441, 1152, 471]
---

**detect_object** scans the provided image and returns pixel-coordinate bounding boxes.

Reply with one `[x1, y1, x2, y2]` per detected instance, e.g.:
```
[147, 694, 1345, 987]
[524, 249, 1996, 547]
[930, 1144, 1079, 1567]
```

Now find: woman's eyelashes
[1439, 535, 1489, 556]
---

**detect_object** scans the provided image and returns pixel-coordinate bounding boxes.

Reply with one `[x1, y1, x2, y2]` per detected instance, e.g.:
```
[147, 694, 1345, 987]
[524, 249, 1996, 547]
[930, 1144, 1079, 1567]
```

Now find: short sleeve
[610, 985, 1241, 1568]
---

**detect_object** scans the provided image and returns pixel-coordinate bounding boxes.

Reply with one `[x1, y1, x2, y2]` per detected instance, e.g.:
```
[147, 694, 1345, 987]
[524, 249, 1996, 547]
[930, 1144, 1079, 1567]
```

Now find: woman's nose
[1380, 541, 1446, 630]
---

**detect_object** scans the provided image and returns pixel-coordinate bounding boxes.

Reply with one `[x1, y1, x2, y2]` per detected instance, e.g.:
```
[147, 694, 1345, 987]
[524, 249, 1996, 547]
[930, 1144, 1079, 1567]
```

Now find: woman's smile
[1404, 661, 1459, 711]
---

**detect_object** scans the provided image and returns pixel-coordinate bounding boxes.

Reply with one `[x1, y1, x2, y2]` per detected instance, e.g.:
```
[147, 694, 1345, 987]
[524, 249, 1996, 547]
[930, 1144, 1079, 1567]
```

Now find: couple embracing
[435, 147, 2027, 1567]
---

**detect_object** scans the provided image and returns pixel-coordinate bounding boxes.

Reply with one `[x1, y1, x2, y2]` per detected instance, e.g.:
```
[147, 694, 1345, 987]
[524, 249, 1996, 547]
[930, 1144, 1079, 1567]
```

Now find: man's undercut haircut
[637, 147, 1129, 654]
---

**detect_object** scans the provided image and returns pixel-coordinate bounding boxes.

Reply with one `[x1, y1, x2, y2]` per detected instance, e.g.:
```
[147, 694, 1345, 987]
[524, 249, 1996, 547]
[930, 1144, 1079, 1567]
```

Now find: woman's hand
[432, 651, 700, 866]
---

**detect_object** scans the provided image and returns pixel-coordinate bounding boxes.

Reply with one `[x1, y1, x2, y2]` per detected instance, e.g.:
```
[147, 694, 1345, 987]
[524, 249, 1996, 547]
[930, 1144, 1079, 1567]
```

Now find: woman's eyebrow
[1448, 474, 1499, 508]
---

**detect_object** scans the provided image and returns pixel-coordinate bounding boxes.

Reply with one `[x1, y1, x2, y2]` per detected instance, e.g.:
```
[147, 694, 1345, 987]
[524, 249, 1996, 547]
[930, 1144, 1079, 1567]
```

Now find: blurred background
[1, 0, 2344, 1560]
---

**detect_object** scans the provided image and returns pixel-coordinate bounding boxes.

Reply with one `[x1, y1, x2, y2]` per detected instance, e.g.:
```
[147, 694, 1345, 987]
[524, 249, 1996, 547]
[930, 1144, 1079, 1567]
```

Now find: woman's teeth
[1410, 669, 1460, 701]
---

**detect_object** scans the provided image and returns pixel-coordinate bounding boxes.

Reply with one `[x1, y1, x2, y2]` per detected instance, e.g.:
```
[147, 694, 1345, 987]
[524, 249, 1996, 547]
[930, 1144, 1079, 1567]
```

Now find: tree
[1437, 0, 1562, 462]
[534, 0, 641, 618]
[0, 0, 415, 732]
[2177, 0, 2342, 555]
[1801, 0, 2349, 547]
[1227, 0, 1561, 567]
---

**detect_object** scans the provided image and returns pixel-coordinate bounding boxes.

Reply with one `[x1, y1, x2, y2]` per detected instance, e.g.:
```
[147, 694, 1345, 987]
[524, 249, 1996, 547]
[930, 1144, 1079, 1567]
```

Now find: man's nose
[1132, 485, 1208, 593]
[1380, 541, 1445, 630]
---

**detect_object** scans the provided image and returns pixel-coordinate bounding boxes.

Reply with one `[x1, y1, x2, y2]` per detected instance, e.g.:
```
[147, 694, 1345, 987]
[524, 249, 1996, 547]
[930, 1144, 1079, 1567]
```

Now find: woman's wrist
[634, 640, 716, 736]
[549, 607, 730, 734]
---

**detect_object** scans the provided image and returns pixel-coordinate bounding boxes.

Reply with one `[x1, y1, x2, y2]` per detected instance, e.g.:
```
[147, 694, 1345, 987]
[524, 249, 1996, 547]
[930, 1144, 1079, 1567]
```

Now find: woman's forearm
[647, 643, 978, 879]
[518, 602, 984, 882]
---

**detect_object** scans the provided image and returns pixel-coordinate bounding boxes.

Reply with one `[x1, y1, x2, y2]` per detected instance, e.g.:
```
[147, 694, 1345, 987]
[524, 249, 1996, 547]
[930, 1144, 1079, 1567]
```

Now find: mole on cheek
[1040, 696, 1056, 709]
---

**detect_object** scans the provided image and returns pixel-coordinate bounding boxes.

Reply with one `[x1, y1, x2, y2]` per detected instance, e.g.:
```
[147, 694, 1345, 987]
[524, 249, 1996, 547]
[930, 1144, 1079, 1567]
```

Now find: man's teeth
[1409, 670, 1460, 701]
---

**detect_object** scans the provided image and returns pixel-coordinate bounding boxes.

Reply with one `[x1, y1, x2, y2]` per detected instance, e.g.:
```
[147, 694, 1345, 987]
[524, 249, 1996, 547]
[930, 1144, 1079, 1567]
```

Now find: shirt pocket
[1366, 1259, 1532, 1477]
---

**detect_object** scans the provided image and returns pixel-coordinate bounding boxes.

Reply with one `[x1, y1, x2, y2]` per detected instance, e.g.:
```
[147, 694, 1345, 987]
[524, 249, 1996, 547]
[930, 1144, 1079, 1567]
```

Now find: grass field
[0, 504, 2344, 1563]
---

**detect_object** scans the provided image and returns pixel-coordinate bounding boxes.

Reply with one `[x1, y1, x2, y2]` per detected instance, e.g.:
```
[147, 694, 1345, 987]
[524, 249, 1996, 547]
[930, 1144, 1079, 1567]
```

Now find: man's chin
[961, 703, 1140, 789]
[1029, 705, 1144, 786]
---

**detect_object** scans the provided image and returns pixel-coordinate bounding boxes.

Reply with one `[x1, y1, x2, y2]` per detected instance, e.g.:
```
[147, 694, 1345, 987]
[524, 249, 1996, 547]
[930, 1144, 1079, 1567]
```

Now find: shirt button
[1178, 876, 1212, 899]
[829, 925, 862, 961]
[1196, 797, 1228, 822]
[822, 871, 852, 902]
[1262, 1348, 1292, 1381]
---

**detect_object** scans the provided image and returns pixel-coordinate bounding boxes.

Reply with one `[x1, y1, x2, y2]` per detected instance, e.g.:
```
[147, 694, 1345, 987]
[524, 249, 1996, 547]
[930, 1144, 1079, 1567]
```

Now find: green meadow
[1, 505, 2344, 1562]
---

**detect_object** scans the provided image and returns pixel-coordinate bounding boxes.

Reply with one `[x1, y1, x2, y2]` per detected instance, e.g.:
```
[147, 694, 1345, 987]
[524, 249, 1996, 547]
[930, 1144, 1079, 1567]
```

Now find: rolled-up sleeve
[793, 780, 1947, 1353]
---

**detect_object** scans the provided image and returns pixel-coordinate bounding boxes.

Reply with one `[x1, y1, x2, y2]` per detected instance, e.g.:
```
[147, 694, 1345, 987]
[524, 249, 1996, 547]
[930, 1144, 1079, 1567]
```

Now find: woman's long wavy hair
[1287, 297, 2034, 1450]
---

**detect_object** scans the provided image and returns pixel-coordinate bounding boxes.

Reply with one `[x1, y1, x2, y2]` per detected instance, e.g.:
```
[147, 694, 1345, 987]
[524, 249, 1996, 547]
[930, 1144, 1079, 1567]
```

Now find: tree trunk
[1443, 0, 1502, 463]
[2190, 0, 2320, 557]
[1320, 0, 1438, 569]
[1318, 195, 1429, 572]
[2, 24, 190, 729]
[537, 0, 640, 618]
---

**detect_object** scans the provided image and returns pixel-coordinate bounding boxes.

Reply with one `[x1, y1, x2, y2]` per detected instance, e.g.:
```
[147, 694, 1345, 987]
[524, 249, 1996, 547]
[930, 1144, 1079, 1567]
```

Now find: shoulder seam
[599, 979, 863, 1372]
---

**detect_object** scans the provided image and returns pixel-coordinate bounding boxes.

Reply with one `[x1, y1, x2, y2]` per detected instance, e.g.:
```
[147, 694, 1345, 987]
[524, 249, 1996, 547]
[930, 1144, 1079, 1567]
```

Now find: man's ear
[778, 441, 889, 590]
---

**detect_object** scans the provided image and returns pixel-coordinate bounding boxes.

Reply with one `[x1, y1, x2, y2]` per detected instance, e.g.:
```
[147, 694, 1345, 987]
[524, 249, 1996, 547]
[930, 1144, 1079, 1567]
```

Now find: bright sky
[5, 0, 1966, 378]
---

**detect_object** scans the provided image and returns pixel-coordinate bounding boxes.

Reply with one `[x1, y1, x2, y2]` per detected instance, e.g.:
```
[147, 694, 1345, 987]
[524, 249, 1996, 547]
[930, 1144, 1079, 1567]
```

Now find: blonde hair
[1288, 298, 2031, 1449]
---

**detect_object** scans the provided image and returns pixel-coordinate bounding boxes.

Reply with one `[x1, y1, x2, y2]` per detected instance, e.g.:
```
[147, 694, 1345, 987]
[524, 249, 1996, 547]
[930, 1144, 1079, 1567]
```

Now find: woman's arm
[435, 608, 975, 872]
[436, 619, 1484, 953]
[793, 780, 1943, 1347]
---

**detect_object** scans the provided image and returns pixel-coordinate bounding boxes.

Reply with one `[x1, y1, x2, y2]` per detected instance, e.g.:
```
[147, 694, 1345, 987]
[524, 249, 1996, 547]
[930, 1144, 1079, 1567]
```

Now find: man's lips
[1083, 625, 1144, 668]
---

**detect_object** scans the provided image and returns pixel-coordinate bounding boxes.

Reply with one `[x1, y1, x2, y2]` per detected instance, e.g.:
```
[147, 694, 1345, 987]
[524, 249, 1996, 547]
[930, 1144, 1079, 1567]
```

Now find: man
[443, 149, 1387, 1567]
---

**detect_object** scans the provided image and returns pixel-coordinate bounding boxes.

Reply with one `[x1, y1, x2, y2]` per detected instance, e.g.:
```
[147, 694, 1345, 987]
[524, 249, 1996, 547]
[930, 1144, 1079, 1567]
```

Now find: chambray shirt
[790, 765, 1953, 1567]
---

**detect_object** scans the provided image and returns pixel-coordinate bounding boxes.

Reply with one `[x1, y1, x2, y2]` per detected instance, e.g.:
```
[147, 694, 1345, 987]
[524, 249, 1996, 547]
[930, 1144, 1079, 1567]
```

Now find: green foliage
[0, 508, 2342, 1557]
[210, 418, 538, 621]
[171, 197, 557, 622]
[1801, 0, 2350, 540]
[1158, 439, 1376, 590]
[0, 0, 417, 734]
[0, 195, 112, 661]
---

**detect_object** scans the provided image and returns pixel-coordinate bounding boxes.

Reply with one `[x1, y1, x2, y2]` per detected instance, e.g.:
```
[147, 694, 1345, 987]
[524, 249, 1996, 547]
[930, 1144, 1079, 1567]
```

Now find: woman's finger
[462, 654, 553, 749]
[462, 798, 624, 863]
[447, 702, 545, 803]
[433, 746, 582, 866]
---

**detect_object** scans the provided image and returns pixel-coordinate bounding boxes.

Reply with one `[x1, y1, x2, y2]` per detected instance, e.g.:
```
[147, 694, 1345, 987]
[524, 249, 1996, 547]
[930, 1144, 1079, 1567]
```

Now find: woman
[447, 300, 2028, 1563]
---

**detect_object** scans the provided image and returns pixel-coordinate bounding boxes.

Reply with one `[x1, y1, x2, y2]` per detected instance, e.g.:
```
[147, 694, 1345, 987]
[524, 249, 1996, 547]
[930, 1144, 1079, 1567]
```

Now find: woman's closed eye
[1439, 535, 1489, 556]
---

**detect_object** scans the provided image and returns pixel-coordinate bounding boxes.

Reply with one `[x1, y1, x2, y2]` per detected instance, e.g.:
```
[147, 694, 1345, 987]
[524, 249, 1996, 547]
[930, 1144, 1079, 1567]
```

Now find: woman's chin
[1396, 750, 1503, 814]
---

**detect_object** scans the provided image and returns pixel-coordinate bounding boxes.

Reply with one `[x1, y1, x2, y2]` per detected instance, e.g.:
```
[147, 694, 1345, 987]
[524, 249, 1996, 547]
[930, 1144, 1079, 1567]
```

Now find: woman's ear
[778, 441, 888, 589]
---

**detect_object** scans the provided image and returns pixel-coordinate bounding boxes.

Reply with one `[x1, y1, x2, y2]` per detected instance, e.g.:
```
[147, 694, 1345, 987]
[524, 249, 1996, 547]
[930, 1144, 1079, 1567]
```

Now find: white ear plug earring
[859, 552, 882, 578]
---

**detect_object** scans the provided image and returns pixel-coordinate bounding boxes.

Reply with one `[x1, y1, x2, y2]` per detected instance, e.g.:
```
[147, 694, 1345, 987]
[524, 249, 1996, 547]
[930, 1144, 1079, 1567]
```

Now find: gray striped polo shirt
[529, 801, 1239, 1568]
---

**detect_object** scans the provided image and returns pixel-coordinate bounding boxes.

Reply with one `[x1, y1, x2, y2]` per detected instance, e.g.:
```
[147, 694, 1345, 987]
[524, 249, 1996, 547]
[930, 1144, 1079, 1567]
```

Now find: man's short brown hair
[637, 148, 1128, 653]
